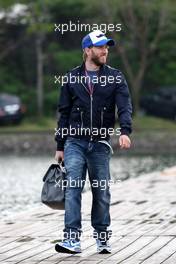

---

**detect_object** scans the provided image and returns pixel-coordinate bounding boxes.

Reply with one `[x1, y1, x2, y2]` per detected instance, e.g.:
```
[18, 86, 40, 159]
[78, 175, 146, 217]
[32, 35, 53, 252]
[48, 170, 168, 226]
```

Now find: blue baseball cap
[82, 30, 115, 49]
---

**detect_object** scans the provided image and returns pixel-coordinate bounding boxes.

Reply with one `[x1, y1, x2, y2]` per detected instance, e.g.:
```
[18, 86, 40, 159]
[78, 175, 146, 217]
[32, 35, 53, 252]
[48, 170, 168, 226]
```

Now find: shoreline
[0, 131, 176, 155]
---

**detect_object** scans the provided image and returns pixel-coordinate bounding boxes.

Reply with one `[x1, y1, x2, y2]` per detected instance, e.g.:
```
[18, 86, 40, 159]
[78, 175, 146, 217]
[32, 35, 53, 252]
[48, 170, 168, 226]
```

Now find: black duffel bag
[41, 162, 66, 210]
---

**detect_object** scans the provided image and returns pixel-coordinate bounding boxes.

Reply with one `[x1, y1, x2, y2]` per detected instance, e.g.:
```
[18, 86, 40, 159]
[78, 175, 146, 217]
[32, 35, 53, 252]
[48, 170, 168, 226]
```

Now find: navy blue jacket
[55, 63, 132, 150]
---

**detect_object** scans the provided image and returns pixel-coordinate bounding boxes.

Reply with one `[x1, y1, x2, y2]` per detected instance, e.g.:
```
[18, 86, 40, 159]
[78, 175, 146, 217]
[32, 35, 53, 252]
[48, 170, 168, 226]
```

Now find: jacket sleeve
[115, 71, 133, 136]
[55, 79, 73, 151]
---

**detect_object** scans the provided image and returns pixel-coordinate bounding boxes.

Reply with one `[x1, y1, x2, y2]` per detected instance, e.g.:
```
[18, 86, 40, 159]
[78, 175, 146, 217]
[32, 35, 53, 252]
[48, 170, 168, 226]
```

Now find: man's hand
[55, 151, 64, 162]
[119, 135, 131, 149]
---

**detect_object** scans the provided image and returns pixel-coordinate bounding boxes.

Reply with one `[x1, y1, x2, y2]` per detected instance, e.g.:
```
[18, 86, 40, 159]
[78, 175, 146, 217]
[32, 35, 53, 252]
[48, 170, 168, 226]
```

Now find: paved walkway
[0, 166, 176, 264]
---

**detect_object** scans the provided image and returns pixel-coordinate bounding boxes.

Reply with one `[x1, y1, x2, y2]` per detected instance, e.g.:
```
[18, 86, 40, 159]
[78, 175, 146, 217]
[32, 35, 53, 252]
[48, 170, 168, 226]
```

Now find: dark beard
[91, 55, 106, 66]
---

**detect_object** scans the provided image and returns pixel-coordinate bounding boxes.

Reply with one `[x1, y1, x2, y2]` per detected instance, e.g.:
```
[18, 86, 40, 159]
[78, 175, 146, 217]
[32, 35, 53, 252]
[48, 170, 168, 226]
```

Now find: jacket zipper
[77, 107, 84, 128]
[90, 94, 93, 140]
[101, 110, 103, 127]
[81, 83, 93, 140]
[80, 111, 83, 128]
[101, 107, 106, 127]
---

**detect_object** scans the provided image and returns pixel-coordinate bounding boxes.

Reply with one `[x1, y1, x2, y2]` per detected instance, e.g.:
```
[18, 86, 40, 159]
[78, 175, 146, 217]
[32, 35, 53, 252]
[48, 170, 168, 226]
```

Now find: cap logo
[96, 34, 105, 38]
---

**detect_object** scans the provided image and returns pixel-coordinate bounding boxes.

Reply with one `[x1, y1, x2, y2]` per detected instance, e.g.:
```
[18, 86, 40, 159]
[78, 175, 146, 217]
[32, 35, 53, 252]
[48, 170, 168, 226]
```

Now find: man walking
[54, 30, 132, 254]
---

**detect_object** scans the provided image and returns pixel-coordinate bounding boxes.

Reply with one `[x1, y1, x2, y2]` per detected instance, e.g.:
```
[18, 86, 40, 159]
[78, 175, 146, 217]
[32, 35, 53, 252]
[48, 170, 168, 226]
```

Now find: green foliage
[0, 67, 24, 95]
[0, 0, 176, 118]
[44, 88, 58, 116]
[0, 0, 18, 9]
[54, 50, 82, 74]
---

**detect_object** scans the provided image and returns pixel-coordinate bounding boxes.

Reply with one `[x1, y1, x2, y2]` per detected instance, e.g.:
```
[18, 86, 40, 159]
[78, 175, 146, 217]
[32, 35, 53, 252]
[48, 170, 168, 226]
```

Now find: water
[0, 155, 175, 218]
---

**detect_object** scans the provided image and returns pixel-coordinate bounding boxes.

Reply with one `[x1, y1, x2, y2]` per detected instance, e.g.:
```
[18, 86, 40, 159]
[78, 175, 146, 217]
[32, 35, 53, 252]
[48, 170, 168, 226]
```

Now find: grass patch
[0, 115, 176, 133]
[0, 117, 56, 133]
[132, 115, 176, 132]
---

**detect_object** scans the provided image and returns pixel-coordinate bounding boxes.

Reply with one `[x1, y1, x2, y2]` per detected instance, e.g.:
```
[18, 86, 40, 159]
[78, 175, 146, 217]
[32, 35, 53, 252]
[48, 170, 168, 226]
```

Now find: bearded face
[89, 46, 109, 66]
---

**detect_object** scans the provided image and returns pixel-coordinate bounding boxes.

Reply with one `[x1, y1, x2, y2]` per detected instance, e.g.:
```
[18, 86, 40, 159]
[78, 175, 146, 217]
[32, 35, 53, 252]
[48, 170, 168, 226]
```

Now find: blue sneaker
[96, 239, 111, 254]
[55, 239, 81, 254]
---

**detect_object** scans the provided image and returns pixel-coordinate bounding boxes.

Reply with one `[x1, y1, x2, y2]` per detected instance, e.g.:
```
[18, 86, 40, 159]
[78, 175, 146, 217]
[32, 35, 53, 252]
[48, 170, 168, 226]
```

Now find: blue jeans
[63, 136, 112, 241]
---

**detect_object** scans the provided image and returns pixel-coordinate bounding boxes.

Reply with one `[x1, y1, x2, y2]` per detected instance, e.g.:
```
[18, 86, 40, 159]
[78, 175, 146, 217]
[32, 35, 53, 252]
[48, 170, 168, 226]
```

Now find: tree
[0, 0, 53, 117]
[90, 0, 175, 113]
[25, 0, 54, 117]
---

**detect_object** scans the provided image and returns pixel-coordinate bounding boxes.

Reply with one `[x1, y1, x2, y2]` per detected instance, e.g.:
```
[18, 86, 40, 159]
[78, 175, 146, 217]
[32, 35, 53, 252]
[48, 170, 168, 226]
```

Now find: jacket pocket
[100, 106, 107, 127]
[80, 109, 84, 128]
[75, 107, 84, 128]
[100, 106, 115, 128]
[70, 106, 84, 125]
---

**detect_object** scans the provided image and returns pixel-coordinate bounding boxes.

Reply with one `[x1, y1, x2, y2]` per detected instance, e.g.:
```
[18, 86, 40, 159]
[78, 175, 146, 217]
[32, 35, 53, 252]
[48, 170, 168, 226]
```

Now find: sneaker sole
[98, 248, 111, 254]
[55, 244, 81, 254]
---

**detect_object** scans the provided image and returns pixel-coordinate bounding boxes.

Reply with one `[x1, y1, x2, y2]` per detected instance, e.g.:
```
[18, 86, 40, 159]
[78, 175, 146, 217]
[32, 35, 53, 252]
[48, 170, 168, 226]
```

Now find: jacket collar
[79, 62, 106, 76]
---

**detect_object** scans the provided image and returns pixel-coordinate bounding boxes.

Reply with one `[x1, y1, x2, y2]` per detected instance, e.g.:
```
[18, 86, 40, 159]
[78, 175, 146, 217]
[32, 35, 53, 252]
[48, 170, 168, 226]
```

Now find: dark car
[140, 87, 176, 120]
[0, 93, 26, 124]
